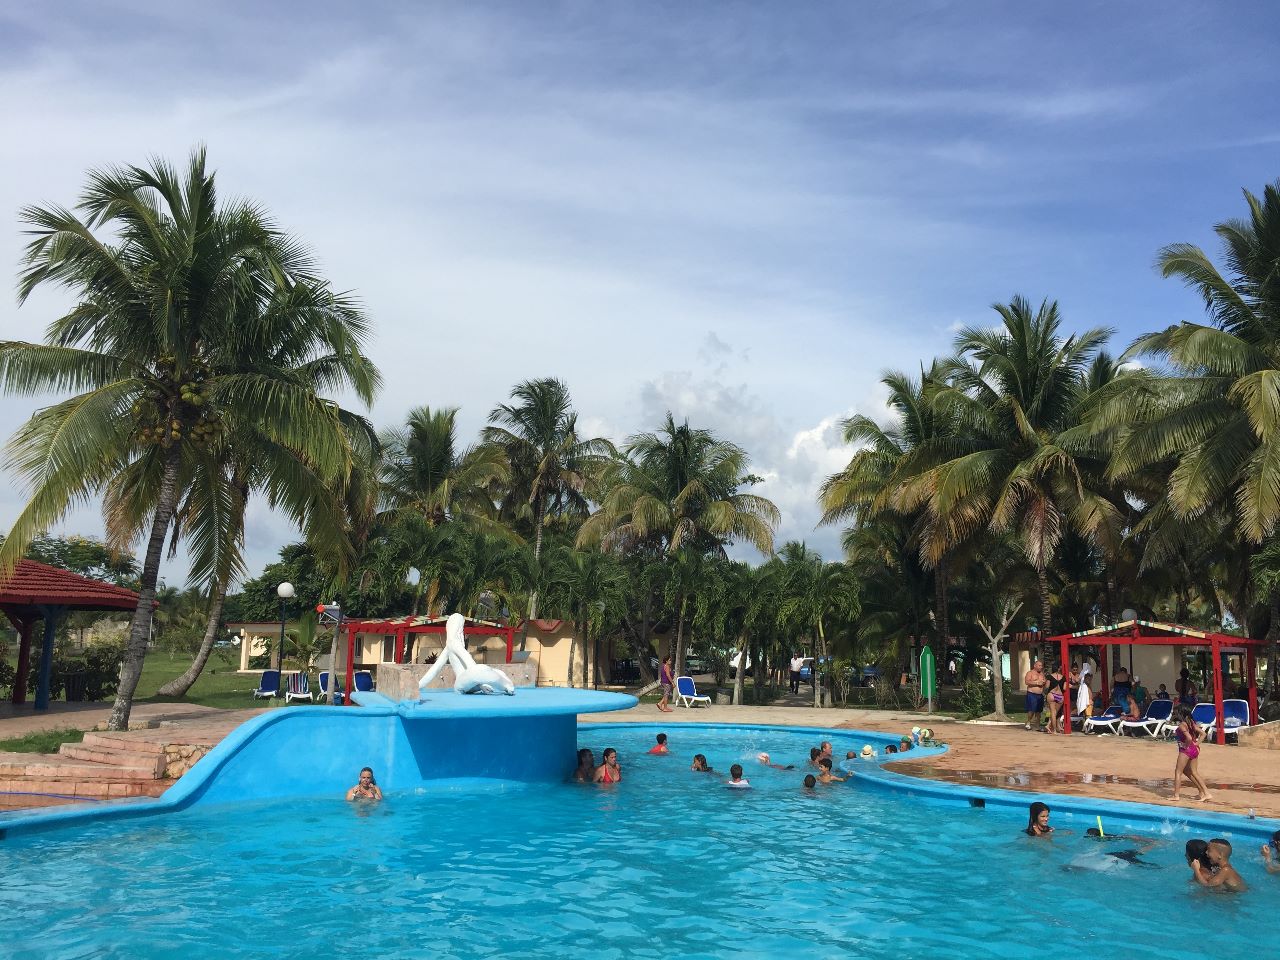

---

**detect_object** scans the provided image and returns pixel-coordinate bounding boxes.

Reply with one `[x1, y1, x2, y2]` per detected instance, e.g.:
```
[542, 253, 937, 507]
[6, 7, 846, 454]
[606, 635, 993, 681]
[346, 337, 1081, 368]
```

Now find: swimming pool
[0, 723, 1271, 959]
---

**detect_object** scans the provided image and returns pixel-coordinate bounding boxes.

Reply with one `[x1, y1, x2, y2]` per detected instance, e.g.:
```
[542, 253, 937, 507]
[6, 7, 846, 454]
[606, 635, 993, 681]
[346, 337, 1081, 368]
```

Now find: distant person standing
[789, 653, 804, 695]
[1024, 659, 1047, 731]
[1075, 662, 1094, 720]
[1131, 676, 1148, 710]
[1176, 668, 1198, 709]
[657, 656, 674, 713]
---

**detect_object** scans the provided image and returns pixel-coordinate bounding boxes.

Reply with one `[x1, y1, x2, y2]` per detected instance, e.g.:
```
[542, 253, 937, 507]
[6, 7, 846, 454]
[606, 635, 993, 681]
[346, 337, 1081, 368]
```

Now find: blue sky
[1, 1, 1278, 586]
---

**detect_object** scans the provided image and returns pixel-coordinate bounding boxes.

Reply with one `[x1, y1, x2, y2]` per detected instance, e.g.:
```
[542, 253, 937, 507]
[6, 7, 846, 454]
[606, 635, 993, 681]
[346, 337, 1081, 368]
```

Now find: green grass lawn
[134, 652, 286, 710]
[0, 728, 86, 753]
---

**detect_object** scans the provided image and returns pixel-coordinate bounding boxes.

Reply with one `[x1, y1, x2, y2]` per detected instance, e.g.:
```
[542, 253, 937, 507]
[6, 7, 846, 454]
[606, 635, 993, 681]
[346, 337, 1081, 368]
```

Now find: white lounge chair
[1082, 705, 1125, 735]
[284, 671, 312, 704]
[675, 675, 711, 708]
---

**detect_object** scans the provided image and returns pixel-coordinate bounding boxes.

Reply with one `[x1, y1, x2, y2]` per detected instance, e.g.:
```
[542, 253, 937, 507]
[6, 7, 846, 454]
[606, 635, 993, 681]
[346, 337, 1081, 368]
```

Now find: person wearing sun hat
[859, 744, 878, 759]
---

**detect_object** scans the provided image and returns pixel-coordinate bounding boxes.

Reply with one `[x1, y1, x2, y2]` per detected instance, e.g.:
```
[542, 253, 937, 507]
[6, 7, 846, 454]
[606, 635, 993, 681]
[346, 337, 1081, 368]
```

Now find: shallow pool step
[0, 774, 170, 803]
[58, 743, 167, 777]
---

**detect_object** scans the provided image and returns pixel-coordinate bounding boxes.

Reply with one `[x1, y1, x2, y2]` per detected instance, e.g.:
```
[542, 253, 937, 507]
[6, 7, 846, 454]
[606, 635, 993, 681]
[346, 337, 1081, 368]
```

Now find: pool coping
[582, 721, 1280, 841]
[4, 716, 1276, 843]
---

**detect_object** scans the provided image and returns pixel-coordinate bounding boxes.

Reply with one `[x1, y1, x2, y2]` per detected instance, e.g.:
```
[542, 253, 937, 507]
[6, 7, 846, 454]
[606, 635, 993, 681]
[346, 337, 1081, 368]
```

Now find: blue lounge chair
[284, 671, 312, 704]
[1082, 705, 1125, 735]
[675, 675, 711, 708]
[1121, 698, 1173, 737]
[253, 669, 281, 699]
[353, 670, 375, 693]
[317, 671, 345, 705]
[1206, 698, 1253, 741]
[1190, 702, 1218, 729]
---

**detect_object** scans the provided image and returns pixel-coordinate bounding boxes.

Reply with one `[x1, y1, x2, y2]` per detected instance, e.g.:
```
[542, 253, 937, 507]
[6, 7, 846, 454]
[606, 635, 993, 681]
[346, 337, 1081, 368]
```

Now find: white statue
[418, 612, 516, 696]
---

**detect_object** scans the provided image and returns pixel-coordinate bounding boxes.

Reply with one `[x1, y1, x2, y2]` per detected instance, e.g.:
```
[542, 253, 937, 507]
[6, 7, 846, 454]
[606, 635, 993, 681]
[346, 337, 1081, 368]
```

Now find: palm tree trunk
[733, 631, 748, 705]
[108, 449, 180, 731]
[519, 499, 546, 652]
[673, 594, 687, 678]
[156, 585, 228, 697]
[989, 635, 1007, 720]
[934, 554, 949, 654]
[1036, 566, 1053, 642]
[1267, 589, 1280, 696]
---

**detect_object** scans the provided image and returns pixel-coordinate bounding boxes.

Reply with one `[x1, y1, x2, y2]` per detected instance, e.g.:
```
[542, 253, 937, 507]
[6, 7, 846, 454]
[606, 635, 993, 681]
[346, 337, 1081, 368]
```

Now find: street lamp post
[276, 582, 295, 679]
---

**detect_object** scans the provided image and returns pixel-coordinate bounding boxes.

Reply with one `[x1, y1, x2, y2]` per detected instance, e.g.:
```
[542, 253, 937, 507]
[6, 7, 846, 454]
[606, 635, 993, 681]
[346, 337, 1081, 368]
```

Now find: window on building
[382, 635, 395, 663]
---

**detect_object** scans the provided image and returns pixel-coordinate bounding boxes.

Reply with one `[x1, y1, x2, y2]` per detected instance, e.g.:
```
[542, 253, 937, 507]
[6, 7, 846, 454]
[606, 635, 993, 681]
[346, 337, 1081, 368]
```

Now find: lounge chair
[1190, 702, 1218, 730]
[1120, 698, 1173, 737]
[353, 670, 375, 693]
[284, 671, 312, 704]
[252, 669, 281, 699]
[1205, 698, 1253, 741]
[317, 671, 345, 705]
[1082, 705, 1125, 735]
[675, 675, 711, 708]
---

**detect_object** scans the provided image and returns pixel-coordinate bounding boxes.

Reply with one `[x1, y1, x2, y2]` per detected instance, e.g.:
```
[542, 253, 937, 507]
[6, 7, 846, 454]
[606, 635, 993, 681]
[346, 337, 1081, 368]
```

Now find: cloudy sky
[1, 1, 1277, 586]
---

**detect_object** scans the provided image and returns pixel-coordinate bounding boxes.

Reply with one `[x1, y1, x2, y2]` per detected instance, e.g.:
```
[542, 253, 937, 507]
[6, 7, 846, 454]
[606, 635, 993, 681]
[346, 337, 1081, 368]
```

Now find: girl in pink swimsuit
[1172, 707, 1211, 802]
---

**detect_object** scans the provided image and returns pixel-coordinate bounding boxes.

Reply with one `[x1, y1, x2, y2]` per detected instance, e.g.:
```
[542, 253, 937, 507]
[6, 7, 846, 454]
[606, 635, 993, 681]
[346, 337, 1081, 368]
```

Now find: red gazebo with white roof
[1049, 619, 1265, 744]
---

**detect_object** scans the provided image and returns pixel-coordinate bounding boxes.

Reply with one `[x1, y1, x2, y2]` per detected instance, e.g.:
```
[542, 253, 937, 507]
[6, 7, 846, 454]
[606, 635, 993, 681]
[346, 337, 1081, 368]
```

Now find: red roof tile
[0, 559, 140, 611]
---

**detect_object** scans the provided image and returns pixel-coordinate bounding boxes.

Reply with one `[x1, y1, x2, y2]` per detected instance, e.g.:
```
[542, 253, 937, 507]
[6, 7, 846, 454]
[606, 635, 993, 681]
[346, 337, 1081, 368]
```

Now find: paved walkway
[0, 701, 269, 738]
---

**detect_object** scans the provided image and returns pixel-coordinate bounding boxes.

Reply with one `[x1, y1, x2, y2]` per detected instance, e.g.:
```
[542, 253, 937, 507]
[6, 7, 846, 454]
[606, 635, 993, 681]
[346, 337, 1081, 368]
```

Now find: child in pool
[1025, 801, 1053, 837]
[803, 774, 817, 789]
[756, 752, 794, 770]
[573, 748, 595, 782]
[690, 753, 713, 772]
[1261, 830, 1280, 874]
[816, 758, 846, 783]
[647, 733, 669, 755]
[727, 763, 751, 789]
[1192, 839, 1247, 892]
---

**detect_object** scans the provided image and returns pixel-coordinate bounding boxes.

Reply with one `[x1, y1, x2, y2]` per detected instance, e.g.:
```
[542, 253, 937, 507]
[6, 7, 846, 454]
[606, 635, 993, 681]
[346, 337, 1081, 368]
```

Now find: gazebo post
[505, 626, 514, 664]
[34, 604, 63, 712]
[7, 613, 34, 705]
[1210, 638, 1226, 746]
[344, 623, 357, 706]
[1060, 637, 1072, 734]
[1247, 646, 1259, 725]
[394, 624, 406, 665]
[1099, 649, 1109, 713]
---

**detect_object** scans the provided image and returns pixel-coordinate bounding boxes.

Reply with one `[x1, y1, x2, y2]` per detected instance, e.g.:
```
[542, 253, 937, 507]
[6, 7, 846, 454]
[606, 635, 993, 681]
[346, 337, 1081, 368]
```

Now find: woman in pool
[1171, 706, 1211, 802]
[690, 753, 712, 772]
[346, 767, 383, 801]
[594, 747, 622, 784]
[1260, 830, 1280, 874]
[657, 656, 674, 713]
[1025, 801, 1053, 837]
[574, 748, 595, 782]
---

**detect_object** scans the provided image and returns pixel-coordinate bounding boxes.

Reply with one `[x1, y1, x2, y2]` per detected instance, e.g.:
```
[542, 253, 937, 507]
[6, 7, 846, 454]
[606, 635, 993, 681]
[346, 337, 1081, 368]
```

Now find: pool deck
[585, 702, 1280, 819]
[4, 699, 1279, 819]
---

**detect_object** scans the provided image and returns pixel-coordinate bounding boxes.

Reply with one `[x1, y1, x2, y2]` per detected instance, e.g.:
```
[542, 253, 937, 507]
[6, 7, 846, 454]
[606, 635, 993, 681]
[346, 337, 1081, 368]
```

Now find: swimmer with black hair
[1261, 830, 1280, 874]
[1083, 827, 1161, 866]
[803, 774, 817, 789]
[816, 757, 846, 783]
[727, 763, 751, 789]
[647, 733, 669, 755]
[1193, 839, 1247, 892]
[690, 753, 713, 773]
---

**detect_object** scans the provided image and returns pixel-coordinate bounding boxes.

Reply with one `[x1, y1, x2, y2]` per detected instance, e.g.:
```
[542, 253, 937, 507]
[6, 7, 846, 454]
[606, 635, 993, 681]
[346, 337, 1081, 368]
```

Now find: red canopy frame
[337, 616, 516, 705]
[1049, 619, 1265, 744]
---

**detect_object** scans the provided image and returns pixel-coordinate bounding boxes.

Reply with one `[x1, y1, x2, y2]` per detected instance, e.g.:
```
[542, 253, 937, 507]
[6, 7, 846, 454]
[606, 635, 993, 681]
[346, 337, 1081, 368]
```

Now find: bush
[23, 639, 124, 702]
[0, 658, 15, 700]
[958, 675, 1014, 720]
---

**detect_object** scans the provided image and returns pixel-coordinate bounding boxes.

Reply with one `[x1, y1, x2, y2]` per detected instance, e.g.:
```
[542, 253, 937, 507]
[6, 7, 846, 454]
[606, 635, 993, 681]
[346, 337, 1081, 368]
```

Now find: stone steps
[80, 732, 168, 756]
[58, 742, 166, 777]
[0, 774, 170, 804]
[0, 753, 161, 780]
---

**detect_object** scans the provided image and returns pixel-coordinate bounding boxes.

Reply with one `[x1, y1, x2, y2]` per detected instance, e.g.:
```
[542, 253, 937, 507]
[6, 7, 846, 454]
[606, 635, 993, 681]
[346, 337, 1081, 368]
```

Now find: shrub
[958, 675, 1014, 720]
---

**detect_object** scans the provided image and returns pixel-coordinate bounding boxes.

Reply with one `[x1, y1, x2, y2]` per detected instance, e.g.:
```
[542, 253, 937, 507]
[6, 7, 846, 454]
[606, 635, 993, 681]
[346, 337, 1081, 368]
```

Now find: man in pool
[346, 767, 383, 801]
[647, 733, 669, 755]
[1192, 838, 1247, 892]
[727, 763, 751, 789]
[819, 741, 833, 762]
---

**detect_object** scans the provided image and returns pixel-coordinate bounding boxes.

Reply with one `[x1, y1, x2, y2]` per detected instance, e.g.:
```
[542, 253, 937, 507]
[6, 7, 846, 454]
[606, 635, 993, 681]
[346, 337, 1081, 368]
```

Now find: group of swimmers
[573, 733, 913, 791]
[1025, 800, 1277, 893]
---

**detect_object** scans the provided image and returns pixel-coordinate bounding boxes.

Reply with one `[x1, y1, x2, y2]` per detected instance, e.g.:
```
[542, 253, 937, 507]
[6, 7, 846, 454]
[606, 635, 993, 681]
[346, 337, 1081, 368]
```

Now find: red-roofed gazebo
[0, 559, 141, 710]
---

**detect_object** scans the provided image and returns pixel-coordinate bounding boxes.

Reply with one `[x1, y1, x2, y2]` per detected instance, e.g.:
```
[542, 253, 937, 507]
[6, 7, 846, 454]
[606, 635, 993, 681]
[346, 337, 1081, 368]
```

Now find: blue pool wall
[582, 721, 1280, 844]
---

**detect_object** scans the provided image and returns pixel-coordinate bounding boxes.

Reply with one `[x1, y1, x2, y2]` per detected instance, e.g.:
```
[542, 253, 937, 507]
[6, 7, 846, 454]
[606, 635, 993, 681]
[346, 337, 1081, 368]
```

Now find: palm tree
[917, 296, 1119, 636]
[777, 542, 860, 708]
[820, 364, 955, 653]
[544, 547, 628, 687]
[1095, 180, 1280, 675]
[0, 149, 371, 728]
[379, 405, 509, 615]
[482, 378, 613, 625]
[578, 413, 779, 556]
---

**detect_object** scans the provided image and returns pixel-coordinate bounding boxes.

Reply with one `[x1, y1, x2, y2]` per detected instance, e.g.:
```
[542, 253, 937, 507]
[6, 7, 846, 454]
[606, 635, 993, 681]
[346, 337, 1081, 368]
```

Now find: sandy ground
[586, 701, 1280, 819]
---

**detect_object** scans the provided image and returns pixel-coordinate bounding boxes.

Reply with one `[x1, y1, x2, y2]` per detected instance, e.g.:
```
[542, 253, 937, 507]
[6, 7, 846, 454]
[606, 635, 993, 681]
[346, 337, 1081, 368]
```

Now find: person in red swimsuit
[594, 747, 622, 784]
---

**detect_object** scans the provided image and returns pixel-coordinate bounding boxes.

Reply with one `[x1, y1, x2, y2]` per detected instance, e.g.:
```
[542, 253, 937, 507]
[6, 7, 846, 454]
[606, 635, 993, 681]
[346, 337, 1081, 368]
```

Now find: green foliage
[957, 675, 1014, 720]
[0, 728, 86, 753]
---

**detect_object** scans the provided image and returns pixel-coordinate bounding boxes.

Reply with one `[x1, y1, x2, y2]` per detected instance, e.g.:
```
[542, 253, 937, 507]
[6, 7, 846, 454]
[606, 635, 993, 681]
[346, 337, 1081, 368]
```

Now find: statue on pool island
[419, 612, 516, 696]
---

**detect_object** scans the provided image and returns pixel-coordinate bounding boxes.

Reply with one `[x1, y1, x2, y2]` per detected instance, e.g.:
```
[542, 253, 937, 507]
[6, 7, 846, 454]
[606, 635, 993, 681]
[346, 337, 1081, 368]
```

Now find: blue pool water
[0, 724, 1271, 959]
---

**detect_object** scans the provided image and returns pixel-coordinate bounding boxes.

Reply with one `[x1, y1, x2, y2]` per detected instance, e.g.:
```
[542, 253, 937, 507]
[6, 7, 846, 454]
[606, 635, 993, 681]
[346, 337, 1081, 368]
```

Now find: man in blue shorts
[1024, 659, 1046, 731]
